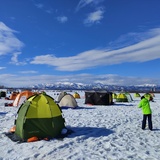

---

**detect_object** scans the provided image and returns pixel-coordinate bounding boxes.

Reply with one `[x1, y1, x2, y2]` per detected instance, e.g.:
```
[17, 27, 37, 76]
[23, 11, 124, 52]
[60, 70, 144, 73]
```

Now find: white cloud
[34, 3, 44, 9]
[34, 3, 53, 14]
[30, 28, 160, 72]
[92, 74, 155, 86]
[76, 0, 104, 11]
[0, 67, 6, 70]
[10, 52, 26, 65]
[0, 22, 24, 56]
[19, 70, 38, 74]
[10, 52, 20, 63]
[0, 73, 158, 88]
[46, 9, 53, 14]
[56, 16, 68, 23]
[76, 0, 93, 11]
[84, 9, 104, 25]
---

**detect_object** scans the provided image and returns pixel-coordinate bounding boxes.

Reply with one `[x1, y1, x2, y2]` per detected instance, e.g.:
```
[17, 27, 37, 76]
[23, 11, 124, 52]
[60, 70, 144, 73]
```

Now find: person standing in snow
[138, 96, 152, 131]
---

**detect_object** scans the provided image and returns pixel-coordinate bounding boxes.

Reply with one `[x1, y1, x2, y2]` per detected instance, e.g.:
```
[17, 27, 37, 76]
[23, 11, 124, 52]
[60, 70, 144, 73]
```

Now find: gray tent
[57, 91, 67, 103]
[59, 94, 78, 108]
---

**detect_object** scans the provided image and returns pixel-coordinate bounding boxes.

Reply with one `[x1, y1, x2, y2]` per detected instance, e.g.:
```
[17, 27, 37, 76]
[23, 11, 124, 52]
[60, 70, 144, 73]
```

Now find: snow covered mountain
[30, 82, 160, 92]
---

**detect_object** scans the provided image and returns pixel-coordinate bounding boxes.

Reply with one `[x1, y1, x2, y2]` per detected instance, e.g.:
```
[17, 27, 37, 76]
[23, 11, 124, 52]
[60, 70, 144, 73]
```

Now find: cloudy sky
[0, 0, 160, 87]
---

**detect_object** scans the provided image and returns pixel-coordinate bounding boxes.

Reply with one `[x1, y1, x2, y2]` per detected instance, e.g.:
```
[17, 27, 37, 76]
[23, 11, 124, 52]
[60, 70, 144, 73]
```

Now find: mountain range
[30, 82, 160, 93]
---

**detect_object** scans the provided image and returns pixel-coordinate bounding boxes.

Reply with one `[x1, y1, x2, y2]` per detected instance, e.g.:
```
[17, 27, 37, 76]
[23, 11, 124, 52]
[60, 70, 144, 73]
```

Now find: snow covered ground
[0, 91, 160, 160]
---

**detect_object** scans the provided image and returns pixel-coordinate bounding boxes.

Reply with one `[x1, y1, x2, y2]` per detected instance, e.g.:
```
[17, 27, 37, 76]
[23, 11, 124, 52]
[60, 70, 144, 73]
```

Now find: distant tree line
[0, 85, 5, 89]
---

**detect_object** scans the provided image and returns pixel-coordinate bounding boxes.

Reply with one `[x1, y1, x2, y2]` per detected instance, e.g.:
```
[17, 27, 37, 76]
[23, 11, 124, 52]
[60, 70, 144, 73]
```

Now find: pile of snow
[0, 91, 160, 160]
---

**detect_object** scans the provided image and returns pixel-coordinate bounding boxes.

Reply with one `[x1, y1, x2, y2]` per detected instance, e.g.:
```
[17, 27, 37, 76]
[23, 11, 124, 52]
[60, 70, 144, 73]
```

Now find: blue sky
[0, 0, 160, 87]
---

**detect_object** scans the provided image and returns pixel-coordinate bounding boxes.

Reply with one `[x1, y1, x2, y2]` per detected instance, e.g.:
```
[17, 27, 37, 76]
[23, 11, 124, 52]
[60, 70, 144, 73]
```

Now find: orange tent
[13, 90, 34, 107]
[9, 92, 19, 100]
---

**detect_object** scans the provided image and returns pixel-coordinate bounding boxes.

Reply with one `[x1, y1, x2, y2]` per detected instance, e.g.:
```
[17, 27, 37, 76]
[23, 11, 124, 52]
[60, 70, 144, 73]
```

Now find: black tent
[85, 91, 113, 105]
[0, 91, 6, 98]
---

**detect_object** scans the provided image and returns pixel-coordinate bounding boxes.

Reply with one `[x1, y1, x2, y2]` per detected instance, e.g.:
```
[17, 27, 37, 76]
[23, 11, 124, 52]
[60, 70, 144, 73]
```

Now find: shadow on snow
[0, 112, 8, 116]
[66, 126, 114, 139]
[60, 106, 96, 110]
[114, 103, 134, 107]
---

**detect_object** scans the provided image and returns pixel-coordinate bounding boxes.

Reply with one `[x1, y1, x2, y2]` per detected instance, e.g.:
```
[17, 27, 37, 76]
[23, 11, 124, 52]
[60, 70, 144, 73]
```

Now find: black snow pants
[142, 114, 152, 130]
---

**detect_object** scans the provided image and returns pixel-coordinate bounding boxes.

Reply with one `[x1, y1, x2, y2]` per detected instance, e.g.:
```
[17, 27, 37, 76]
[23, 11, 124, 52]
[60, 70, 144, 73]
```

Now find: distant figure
[138, 96, 152, 131]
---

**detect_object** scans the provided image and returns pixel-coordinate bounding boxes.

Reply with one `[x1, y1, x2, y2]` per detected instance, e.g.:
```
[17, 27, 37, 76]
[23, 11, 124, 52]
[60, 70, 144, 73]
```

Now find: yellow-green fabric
[26, 94, 61, 118]
[134, 93, 140, 97]
[112, 93, 117, 99]
[138, 98, 152, 114]
[15, 93, 65, 140]
[15, 101, 30, 138]
[23, 116, 64, 139]
[116, 93, 128, 102]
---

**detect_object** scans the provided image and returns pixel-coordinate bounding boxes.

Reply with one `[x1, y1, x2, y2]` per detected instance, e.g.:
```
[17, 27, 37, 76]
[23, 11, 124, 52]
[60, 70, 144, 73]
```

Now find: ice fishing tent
[9, 92, 18, 100]
[0, 91, 6, 98]
[57, 91, 67, 103]
[73, 92, 81, 99]
[116, 93, 128, 102]
[116, 93, 133, 102]
[14, 93, 65, 141]
[112, 93, 117, 99]
[85, 91, 113, 105]
[13, 90, 34, 107]
[134, 93, 141, 98]
[125, 92, 133, 102]
[149, 93, 155, 97]
[59, 94, 78, 108]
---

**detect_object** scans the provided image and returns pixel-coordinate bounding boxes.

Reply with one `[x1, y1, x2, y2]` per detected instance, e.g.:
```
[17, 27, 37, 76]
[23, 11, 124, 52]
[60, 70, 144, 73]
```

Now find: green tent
[125, 92, 133, 102]
[112, 93, 117, 99]
[134, 93, 141, 97]
[116, 92, 133, 102]
[116, 93, 128, 102]
[15, 93, 65, 141]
